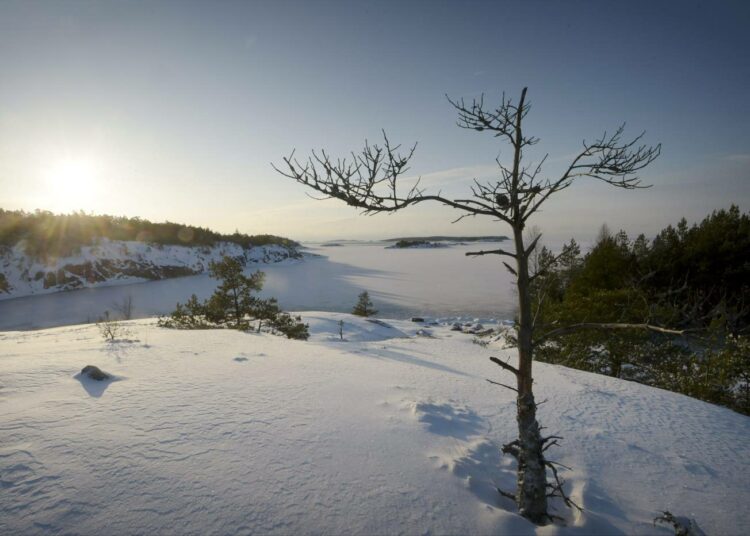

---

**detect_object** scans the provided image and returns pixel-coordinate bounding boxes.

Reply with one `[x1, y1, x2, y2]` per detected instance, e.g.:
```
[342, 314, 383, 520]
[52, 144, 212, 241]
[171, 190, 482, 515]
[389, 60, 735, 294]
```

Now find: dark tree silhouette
[352, 291, 377, 317]
[273, 87, 661, 523]
[206, 257, 264, 329]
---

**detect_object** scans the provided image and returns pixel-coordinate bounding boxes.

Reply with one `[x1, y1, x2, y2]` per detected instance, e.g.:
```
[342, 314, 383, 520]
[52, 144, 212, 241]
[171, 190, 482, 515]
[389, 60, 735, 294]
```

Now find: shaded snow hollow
[1, 313, 748, 535]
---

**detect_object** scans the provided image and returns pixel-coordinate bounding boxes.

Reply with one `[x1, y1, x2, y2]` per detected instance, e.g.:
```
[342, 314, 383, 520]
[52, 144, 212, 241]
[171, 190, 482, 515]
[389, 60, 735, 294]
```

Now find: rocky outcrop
[38, 260, 198, 290]
[0, 239, 302, 300]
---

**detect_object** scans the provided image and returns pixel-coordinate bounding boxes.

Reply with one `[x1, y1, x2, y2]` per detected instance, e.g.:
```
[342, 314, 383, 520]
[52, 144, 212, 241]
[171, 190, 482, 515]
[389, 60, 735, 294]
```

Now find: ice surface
[0, 242, 516, 330]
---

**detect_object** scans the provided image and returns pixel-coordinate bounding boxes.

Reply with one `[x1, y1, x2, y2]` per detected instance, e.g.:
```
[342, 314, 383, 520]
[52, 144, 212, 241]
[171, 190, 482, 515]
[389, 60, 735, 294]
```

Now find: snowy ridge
[0, 239, 302, 300]
[0, 312, 747, 535]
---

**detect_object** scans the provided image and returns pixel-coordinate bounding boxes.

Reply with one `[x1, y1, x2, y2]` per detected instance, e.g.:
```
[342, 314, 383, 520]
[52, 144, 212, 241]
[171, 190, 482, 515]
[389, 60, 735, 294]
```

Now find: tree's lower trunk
[611, 356, 622, 378]
[233, 290, 241, 329]
[511, 225, 549, 523]
[515, 391, 548, 523]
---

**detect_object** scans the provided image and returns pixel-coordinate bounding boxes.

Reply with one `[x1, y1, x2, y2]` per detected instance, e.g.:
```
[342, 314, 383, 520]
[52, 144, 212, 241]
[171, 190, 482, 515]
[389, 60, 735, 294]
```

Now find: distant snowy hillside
[0, 239, 302, 300]
[1, 313, 748, 535]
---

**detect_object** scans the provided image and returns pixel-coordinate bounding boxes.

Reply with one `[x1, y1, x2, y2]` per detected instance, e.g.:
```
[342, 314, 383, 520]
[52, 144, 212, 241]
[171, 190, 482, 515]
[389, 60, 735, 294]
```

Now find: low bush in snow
[158, 256, 308, 340]
[96, 311, 130, 342]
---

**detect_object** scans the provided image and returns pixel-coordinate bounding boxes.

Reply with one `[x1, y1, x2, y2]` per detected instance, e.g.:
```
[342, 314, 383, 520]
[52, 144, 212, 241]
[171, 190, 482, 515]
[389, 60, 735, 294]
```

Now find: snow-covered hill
[0, 239, 301, 300]
[1, 313, 748, 535]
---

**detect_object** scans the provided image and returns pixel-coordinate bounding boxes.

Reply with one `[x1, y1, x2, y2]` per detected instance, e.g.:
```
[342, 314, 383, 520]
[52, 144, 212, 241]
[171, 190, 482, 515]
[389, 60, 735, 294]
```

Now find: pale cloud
[403, 164, 498, 188]
[723, 153, 750, 162]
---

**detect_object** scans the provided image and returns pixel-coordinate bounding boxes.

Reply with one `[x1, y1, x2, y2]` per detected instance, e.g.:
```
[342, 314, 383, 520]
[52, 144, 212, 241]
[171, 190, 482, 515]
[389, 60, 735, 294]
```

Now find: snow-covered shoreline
[0, 239, 302, 301]
[1, 312, 748, 535]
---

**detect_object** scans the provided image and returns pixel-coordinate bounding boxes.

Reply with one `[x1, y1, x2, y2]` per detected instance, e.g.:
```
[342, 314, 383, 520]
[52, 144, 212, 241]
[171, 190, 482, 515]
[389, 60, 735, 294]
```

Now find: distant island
[383, 235, 508, 243]
[386, 239, 451, 249]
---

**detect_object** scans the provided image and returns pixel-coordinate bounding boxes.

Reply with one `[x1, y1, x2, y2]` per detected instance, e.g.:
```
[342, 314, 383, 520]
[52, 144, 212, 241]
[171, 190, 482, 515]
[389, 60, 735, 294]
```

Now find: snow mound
[304, 311, 410, 342]
[1, 313, 748, 535]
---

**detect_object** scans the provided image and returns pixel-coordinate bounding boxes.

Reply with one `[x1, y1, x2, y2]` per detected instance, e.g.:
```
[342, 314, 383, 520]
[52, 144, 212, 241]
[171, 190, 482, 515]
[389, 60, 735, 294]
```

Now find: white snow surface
[1, 313, 748, 535]
[0, 239, 299, 300]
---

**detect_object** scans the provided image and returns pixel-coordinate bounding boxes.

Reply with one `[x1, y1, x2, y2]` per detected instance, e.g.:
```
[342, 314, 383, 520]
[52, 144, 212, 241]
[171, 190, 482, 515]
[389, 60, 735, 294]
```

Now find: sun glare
[43, 157, 102, 212]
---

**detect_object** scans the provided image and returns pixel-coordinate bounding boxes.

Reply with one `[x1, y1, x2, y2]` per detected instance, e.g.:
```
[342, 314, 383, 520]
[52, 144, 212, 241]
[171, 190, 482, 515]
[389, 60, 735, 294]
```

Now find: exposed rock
[81, 365, 110, 381]
[654, 511, 707, 536]
[411, 317, 425, 323]
[450, 322, 463, 331]
[1, 240, 303, 300]
[474, 328, 495, 337]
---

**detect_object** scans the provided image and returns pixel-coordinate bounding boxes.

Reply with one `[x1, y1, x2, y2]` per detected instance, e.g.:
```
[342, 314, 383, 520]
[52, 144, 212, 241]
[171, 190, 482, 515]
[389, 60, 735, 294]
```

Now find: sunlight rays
[43, 156, 103, 212]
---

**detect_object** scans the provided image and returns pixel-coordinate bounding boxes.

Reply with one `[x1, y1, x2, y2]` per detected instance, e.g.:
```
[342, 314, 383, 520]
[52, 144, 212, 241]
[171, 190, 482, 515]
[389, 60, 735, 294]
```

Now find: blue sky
[1, 0, 748, 243]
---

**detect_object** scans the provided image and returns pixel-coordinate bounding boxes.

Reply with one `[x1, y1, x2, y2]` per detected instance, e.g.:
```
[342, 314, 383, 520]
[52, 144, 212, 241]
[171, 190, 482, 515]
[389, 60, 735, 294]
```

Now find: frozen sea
[0, 241, 516, 331]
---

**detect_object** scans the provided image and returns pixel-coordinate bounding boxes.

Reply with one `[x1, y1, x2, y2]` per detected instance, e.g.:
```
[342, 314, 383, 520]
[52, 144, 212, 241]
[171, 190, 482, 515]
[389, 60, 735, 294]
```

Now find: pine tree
[275, 86, 661, 523]
[251, 297, 281, 332]
[352, 291, 377, 317]
[205, 256, 264, 329]
[272, 312, 309, 340]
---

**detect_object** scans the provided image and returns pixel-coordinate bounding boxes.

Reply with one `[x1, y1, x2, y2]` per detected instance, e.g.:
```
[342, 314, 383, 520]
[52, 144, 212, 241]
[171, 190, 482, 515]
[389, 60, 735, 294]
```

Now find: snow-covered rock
[0, 239, 301, 300]
[1, 312, 748, 535]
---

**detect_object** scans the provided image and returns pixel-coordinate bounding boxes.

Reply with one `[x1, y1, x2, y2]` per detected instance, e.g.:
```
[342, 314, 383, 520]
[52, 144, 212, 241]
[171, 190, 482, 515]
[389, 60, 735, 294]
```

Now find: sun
[43, 157, 102, 212]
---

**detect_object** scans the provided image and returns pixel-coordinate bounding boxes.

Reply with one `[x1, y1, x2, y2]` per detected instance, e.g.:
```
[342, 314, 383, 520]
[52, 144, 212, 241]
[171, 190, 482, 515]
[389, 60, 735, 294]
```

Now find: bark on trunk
[512, 224, 549, 523]
[515, 391, 548, 522]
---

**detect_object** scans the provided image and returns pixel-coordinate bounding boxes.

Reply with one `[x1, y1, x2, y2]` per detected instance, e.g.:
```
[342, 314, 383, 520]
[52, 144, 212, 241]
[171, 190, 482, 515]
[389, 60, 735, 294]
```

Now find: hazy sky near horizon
[1, 0, 748, 244]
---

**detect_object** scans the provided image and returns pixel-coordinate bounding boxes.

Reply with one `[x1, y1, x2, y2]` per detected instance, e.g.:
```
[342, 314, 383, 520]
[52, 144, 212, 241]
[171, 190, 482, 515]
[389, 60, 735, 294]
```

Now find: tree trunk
[513, 225, 549, 523]
[232, 288, 241, 329]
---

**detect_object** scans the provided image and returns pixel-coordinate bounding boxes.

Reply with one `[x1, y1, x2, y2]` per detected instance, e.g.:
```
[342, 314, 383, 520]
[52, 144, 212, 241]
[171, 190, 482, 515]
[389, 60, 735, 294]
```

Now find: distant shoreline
[382, 235, 508, 242]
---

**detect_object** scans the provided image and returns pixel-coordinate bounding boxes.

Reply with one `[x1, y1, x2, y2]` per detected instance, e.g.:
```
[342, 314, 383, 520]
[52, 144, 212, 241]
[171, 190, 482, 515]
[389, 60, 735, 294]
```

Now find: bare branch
[522, 126, 660, 221]
[466, 248, 516, 258]
[524, 233, 542, 257]
[486, 378, 518, 392]
[490, 356, 520, 376]
[545, 460, 583, 512]
[446, 92, 539, 149]
[502, 439, 520, 459]
[502, 262, 518, 276]
[272, 132, 509, 220]
[533, 322, 691, 347]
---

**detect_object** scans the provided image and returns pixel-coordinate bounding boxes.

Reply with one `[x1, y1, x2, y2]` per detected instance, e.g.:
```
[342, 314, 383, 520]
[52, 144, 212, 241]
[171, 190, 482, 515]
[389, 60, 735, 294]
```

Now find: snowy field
[0, 242, 516, 331]
[1, 313, 748, 535]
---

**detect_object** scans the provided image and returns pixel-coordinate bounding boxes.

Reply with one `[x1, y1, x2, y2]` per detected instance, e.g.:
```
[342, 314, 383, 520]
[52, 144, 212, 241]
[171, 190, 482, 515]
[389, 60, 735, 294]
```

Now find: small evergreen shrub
[352, 291, 377, 317]
[271, 313, 309, 340]
[158, 256, 308, 340]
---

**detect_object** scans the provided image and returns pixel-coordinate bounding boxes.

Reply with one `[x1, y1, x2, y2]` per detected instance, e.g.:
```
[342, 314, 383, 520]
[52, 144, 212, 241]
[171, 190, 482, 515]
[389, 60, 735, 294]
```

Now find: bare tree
[273, 87, 661, 523]
[96, 310, 127, 342]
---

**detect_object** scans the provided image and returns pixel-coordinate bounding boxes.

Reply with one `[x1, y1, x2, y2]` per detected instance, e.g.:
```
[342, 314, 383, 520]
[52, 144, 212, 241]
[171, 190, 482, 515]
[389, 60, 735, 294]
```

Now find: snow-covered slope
[1, 313, 748, 535]
[0, 239, 301, 300]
